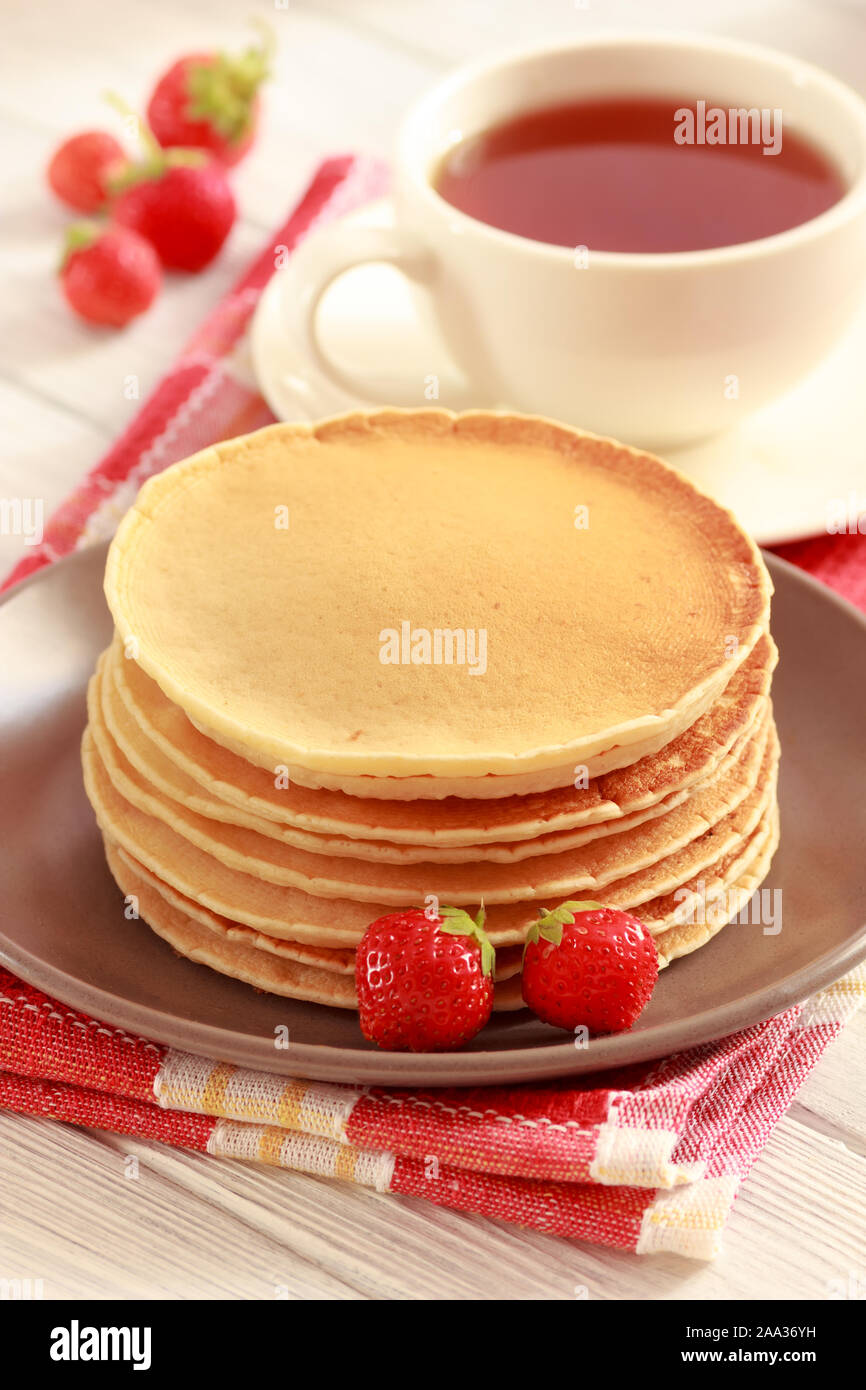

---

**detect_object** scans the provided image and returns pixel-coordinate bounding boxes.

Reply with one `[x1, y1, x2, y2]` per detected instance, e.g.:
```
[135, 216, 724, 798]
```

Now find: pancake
[181, 704, 726, 800]
[94, 652, 683, 862]
[103, 841, 522, 1013]
[640, 803, 776, 934]
[100, 808, 779, 1011]
[85, 701, 772, 906]
[103, 838, 358, 1009]
[82, 722, 778, 946]
[654, 803, 780, 966]
[94, 651, 769, 866]
[106, 839, 524, 983]
[599, 728, 778, 912]
[106, 630, 775, 846]
[104, 410, 771, 785]
[108, 835, 356, 974]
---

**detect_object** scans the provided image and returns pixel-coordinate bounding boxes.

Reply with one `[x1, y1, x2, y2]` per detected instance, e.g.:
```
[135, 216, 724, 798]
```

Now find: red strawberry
[356, 904, 495, 1052]
[146, 25, 273, 167]
[59, 222, 161, 327]
[522, 900, 658, 1035]
[47, 131, 127, 212]
[112, 153, 235, 271]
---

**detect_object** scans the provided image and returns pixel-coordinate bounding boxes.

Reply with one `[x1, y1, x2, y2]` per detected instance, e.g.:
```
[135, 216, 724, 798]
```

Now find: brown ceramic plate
[1, 544, 865, 1086]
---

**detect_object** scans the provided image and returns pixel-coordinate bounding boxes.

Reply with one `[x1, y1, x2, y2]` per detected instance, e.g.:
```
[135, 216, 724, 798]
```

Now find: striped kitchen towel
[1, 964, 864, 1260]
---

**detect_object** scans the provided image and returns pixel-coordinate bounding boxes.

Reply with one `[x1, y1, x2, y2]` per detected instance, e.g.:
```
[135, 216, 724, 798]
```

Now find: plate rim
[1, 547, 865, 1085]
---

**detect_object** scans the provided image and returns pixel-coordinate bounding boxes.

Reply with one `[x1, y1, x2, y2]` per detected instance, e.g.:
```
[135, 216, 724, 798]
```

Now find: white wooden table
[2, 0, 865, 1299]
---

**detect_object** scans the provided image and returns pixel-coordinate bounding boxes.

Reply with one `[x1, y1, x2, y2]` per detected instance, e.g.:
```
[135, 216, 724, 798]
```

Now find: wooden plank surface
[1, 0, 864, 1299]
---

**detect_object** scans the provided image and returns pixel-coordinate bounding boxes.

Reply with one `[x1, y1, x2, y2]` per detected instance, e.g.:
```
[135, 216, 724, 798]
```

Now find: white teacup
[277, 33, 866, 449]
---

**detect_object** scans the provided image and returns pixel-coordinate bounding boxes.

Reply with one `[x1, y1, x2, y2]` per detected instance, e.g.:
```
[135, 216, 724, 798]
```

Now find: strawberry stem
[103, 91, 207, 194]
[104, 90, 162, 162]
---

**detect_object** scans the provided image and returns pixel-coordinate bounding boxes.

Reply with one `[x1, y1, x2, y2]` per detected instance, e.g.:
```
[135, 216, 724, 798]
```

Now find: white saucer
[251, 200, 866, 546]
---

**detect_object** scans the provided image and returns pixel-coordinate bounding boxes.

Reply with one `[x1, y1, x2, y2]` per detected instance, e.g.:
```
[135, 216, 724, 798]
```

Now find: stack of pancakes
[82, 410, 778, 1015]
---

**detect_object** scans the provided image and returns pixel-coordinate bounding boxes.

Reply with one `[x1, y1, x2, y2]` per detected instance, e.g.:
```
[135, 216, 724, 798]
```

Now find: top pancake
[105, 409, 771, 781]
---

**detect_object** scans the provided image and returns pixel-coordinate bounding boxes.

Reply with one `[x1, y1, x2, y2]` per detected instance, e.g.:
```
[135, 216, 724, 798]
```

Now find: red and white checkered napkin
[1, 966, 864, 1259]
[3, 155, 866, 1259]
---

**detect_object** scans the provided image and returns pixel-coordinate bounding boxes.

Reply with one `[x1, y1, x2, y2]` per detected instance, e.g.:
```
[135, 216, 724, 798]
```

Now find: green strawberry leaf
[524, 899, 606, 955]
[437, 902, 495, 977]
[187, 21, 275, 142]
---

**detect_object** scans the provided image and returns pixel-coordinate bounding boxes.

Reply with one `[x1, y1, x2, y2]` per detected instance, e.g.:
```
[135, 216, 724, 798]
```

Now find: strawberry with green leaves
[522, 900, 659, 1035]
[356, 904, 495, 1052]
[112, 151, 236, 272]
[105, 99, 236, 273]
[146, 24, 274, 167]
[59, 222, 161, 327]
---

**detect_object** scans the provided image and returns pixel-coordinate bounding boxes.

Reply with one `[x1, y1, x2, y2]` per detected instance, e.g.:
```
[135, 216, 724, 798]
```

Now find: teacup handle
[275, 216, 437, 414]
